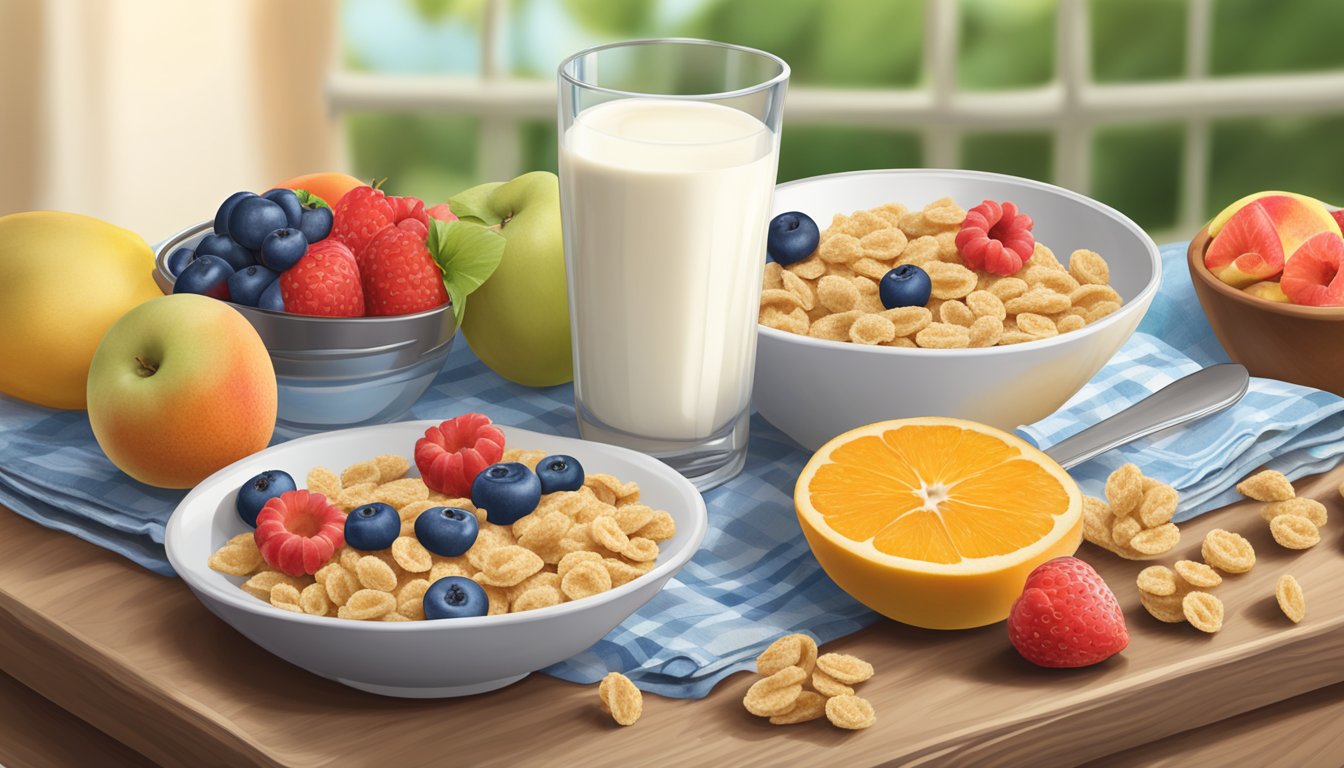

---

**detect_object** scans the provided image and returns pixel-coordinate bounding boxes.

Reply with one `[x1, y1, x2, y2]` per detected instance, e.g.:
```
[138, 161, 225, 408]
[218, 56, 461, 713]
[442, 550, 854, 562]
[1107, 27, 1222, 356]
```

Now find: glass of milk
[557, 39, 788, 491]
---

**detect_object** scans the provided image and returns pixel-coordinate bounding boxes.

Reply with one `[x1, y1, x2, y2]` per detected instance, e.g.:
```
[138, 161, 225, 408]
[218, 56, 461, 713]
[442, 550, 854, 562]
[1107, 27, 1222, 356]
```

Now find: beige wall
[0, 0, 340, 243]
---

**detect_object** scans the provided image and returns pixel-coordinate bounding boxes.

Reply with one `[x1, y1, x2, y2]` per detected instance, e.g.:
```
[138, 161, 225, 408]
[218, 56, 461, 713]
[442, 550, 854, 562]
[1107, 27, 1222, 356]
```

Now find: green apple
[449, 171, 572, 387]
[86, 294, 277, 488]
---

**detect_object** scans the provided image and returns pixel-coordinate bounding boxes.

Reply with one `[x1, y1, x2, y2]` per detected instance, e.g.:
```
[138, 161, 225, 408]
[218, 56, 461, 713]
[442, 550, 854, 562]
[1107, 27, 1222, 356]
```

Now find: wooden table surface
[1, 468, 1342, 768]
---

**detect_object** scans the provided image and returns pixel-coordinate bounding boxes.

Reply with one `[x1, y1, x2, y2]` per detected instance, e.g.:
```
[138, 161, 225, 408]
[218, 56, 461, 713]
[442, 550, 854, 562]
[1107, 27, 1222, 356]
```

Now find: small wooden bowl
[1187, 227, 1344, 395]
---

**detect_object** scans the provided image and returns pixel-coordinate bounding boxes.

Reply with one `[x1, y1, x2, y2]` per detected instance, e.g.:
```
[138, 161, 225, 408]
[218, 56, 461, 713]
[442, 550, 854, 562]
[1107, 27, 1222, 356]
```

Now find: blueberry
[196, 233, 255, 271]
[261, 188, 304, 229]
[344, 502, 401, 551]
[214, 191, 256, 237]
[536, 454, 584, 494]
[166, 246, 195, 277]
[414, 506, 479, 557]
[423, 576, 489, 620]
[767, 211, 820, 266]
[173, 254, 234, 300]
[298, 206, 334, 244]
[879, 264, 933, 309]
[259, 228, 308, 271]
[236, 470, 295, 527]
[258, 278, 285, 312]
[226, 265, 278, 307]
[470, 462, 542, 525]
[227, 196, 289, 251]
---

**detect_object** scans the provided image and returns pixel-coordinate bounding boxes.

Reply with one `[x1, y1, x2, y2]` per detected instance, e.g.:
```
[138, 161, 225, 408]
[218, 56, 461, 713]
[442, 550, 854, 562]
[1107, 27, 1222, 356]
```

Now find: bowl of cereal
[165, 419, 707, 698]
[754, 169, 1161, 450]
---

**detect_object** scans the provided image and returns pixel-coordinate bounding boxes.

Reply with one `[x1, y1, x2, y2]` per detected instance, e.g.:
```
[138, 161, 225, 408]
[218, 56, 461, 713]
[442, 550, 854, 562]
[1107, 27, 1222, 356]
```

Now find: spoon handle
[1042, 364, 1250, 470]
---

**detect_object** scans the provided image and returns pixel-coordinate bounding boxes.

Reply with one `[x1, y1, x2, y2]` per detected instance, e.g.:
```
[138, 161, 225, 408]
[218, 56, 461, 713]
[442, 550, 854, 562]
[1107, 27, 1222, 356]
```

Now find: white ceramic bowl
[754, 169, 1161, 450]
[165, 421, 707, 698]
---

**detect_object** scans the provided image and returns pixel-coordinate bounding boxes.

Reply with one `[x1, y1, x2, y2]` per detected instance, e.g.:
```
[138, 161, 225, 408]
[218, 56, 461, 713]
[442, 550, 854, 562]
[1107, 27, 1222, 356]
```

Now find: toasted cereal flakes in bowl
[754, 169, 1160, 450]
[166, 420, 707, 698]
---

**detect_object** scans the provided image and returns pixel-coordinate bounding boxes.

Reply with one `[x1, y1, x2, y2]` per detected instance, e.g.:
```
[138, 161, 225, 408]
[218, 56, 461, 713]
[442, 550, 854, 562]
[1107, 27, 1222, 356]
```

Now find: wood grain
[0, 672, 157, 768]
[0, 466, 1341, 767]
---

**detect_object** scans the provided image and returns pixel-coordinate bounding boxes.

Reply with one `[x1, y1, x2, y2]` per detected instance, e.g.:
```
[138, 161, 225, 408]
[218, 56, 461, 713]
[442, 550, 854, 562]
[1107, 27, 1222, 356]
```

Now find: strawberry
[330, 185, 430, 269]
[279, 239, 365, 317]
[1007, 556, 1128, 668]
[254, 490, 346, 577]
[360, 220, 449, 316]
[414, 413, 506, 497]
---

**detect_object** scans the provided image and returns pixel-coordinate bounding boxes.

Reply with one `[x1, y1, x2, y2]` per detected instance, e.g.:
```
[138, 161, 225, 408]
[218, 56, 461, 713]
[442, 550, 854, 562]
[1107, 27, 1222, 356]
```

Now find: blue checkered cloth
[1, 241, 1341, 698]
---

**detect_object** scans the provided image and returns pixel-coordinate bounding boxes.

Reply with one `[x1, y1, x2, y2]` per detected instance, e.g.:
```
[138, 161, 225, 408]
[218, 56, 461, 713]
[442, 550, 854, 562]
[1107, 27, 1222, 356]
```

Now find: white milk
[560, 98, 778, 442]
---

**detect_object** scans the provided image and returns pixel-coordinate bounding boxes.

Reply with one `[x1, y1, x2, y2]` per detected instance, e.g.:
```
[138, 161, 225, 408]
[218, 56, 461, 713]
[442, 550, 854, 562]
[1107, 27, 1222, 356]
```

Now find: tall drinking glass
[557, 39, 789, 491]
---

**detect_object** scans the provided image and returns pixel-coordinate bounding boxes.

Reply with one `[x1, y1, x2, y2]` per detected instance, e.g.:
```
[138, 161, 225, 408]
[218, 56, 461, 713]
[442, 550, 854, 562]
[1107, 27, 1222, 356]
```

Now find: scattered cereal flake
[1112, 516, 1142, 548]
[967, 315, 1005, 348]
[915, 322, 971, 349]
[988, 277, 1029, 302]
[780, 270, 816, 311]
[825, 695, 876, 730]
[819, 234, 863, 265]
[1276, 575, 1306, 624]
[1081, 497, 1115, 549]
[1070, 284, 1123, 310]
[391, 536, 434, 573]
[1202, 529, 1256, 574]
[757, 635, 808, 677]
[339, 589, 397, 621]
[926, 262, 978, 300]
[1173, 560, 1222, 589]
[1027, 242, 1065, 271]
[879, 306, 933, 338]
[373, 454, 410, 483]
[811, 670, 855, 698]
[300, 582, 330, 616]
[598, 672, 643, 726]
[428, 559, 471, 583]
[849, 314, 897, 345]
[381, 611, 412, 622]
[1129, 523, 1180, 556]
[306, 467, 341, 499]
[603, 558, 648, 587]
[1138, 483, 1179, 528]
[242, 571, 305, 601]
[1139, 590, 1188, 624]
[966, 290, 1007, 320]
[323, 568, 358, 606]
[337, 482, 378, 512]
[1269, 514, 1321, 550]
[208, 539, 262, 576]
[1237, 470, 1295, 502]
[1057, 314, 1086, 334]
[1105, 464, 1145, 518]
[477, 545, 545, 587]
[475, 581, 510, 615]
[1261, 498, 1327, 528]
[1182, 591, 1224, 633]
[620, 536, 660, 563]
[769, 691, 828, 726]
[762, 261, 784, 290]
[1085, 301, 1121, 324]
[1004, 287, 1071, 315]
[355, 555, 398, 592]
[560, 560, 613, 600]
[1136, 566, 1177, 596]
[613, 505, 655, 536]
[815, 653, 873, 685]
[372, 478, 429, 509]
[396, 578, 431, 619]
[558, 551, 605, 580]
[591, 515, 632, 553]
[1015, 312, 1058, 338]
[340, 460, 381, 487]
[512, 585, 563, 613]
[786, 254, 826, 280]
[518, 510, 572, 551]
[938, 299, 975, 328]
[270, 583, 303, 612]
[743, 666, 807, 717]
[1068, 249, 1110, 286]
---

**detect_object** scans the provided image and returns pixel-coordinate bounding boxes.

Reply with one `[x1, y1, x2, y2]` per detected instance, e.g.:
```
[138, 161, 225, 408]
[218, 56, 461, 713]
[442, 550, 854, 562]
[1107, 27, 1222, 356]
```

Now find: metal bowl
[154, 221, 456, 437]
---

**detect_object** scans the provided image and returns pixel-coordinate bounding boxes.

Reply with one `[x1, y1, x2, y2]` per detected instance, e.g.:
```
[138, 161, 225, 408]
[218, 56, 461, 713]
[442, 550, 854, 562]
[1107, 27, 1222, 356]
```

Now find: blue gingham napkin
[1, 241, 1341, 698]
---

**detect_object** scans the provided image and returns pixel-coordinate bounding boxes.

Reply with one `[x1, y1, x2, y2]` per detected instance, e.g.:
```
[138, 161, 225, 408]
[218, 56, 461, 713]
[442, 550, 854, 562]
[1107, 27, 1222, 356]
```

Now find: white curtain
[0, 0, 341, 243]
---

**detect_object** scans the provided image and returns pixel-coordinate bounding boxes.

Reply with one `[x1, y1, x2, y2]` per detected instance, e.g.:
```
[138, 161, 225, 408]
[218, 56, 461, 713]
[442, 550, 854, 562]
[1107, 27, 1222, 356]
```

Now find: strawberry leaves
[294, 189, 331, 210]
[427, 218, 506, 326]
[446, 182, 505, 226]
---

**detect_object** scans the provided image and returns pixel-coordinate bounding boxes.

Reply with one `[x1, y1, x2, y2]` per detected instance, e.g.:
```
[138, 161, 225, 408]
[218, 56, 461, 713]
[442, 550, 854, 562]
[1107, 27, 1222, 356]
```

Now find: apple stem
[134, 356, 158, 377]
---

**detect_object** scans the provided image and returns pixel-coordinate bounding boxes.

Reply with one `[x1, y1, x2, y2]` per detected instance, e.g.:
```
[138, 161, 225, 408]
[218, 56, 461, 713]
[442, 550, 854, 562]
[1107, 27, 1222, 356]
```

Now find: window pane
[346, 113, 479, 204]
[778, 126, 921, 183]
[1092, 123, 1183, 232]
[1090, 0, 1185, 83]
[342, 0, 482, 74]
[961, 133, 1053, 182]
[1212, 0, 1344, 76]
[959, 0, 1056, 90]
[508, 0, 922, 87]
[1208, 116, 1344, 219]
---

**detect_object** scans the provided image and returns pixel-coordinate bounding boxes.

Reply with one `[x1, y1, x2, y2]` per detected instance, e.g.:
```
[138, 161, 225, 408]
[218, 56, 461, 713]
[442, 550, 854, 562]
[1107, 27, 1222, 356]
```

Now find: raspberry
[414, 413, 507, 497]
[1007, 556, 1129, 668]
[254, 490, 346, 577]
[956, 200, 1036, 276]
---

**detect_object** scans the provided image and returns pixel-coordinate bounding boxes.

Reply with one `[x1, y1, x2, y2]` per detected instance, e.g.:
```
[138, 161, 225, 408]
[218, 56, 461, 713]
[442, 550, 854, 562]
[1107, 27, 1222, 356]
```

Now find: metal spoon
[1043, 364, 1250, 470]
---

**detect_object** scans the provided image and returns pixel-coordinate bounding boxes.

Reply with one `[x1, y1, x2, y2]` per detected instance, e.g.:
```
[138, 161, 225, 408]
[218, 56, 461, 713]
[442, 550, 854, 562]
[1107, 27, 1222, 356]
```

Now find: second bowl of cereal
[165, 417, 707, 698]
[754, 169, 1160, 450]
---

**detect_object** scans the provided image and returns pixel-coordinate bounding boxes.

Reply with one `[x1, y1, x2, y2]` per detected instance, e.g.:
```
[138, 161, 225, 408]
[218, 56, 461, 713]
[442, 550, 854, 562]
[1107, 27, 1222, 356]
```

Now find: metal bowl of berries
[165, 420, 708, 699]
[753, 169, 1162, 450]
[154, 219, 456, 437]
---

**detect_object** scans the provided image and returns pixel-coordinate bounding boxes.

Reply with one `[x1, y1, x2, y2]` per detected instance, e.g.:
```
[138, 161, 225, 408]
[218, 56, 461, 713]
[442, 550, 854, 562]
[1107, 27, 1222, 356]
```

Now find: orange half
[795, 417, 1082, 629]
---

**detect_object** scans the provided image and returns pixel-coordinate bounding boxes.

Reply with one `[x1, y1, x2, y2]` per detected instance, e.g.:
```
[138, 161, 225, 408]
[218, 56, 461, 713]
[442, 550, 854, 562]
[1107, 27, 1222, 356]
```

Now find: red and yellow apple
[1243, 281, 1290, 304]
[1204, 194, 1341, 288]
[1281, 232, 1344, 307]
[87, 294, 277, 488]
